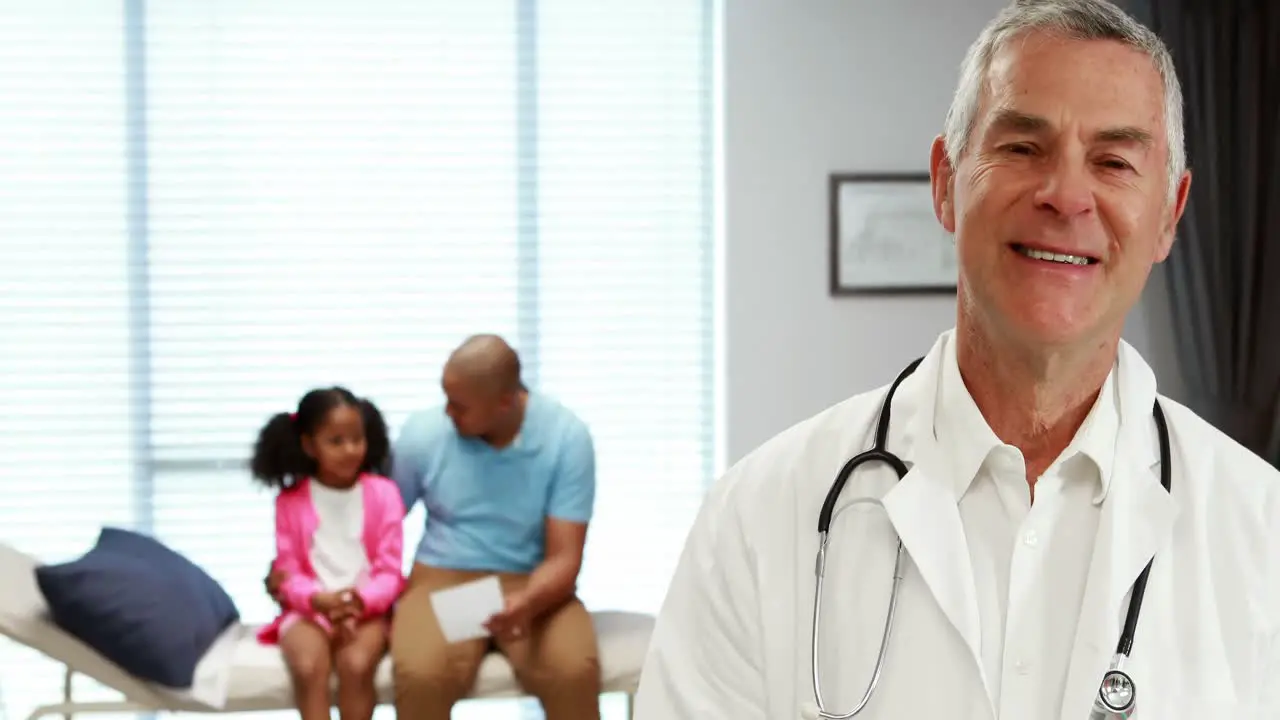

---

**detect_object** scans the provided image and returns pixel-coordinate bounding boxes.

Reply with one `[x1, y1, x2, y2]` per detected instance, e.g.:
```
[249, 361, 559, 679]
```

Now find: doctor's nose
[1033, 156, 1096, 219]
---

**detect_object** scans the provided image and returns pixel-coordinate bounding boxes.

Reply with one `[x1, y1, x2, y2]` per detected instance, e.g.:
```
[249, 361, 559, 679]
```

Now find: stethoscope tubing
[810, 356, 1171, 719]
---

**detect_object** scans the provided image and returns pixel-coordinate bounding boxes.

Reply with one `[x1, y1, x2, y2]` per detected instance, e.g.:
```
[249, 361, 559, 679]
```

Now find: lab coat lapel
[877, 340, 990, 699]
[881, 457, 986, 687]
[1059, 344, 1178, 720]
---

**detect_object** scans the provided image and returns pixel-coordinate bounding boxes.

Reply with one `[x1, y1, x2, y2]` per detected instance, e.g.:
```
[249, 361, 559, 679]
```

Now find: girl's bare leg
[334, 619, 389, 720]
[280, 620, 333, 720]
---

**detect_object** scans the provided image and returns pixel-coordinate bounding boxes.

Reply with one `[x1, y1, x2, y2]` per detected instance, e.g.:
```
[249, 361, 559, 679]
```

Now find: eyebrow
[1094, 125, 1155, 148]
[987, 108, 1155, 148]
[988, 108, 1051, 134]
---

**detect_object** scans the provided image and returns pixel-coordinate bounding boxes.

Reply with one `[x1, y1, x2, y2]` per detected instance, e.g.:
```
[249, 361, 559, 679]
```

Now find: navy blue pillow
[93, 527, 240, 636]
[35, 528, 240, 688]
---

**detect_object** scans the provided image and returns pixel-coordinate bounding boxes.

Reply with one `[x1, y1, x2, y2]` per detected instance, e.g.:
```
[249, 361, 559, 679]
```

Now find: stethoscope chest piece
[1091, 667, 1136, 719]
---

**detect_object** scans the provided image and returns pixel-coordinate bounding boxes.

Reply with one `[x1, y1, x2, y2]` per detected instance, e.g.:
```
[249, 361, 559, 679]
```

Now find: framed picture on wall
[828, 172, 958, 295]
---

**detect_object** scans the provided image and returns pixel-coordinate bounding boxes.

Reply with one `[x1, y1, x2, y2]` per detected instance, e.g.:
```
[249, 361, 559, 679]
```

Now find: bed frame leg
[62, 668, 73, 720]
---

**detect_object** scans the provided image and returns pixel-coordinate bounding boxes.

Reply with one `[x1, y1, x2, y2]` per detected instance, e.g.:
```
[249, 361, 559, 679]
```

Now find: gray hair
[942, 0, 1185, 199]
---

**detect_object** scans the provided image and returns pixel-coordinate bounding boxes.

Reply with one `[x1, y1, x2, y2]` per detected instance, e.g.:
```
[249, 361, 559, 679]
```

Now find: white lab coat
[634, 330, 1280, 720]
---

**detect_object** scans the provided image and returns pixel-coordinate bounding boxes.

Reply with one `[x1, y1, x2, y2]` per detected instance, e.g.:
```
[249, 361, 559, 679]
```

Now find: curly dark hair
[249, 386, 391, 490]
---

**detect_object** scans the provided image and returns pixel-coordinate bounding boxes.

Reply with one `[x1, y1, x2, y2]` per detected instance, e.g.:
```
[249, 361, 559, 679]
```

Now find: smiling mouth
[1012, 244, 1099, 266]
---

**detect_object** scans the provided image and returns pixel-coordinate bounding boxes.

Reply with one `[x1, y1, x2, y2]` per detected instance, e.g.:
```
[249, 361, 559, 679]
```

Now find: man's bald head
[444, 334, 523, 396]
[440, 334, 527, 441]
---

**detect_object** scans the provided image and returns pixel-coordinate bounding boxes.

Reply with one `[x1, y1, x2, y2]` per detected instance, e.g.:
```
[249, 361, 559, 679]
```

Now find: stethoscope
[811, 357, 1171, 720]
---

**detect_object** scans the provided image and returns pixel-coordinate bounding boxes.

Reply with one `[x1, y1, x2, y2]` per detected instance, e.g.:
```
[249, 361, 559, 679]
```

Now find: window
[0, 3, 138, 719]
[0, 2, 717, 720]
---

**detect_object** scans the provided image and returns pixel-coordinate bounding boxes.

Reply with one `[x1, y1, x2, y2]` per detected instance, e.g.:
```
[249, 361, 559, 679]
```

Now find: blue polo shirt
[390, 392, 596, 573]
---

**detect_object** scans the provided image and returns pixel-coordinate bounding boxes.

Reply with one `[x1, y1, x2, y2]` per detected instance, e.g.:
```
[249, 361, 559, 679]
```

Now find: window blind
[0, 3, 140, 720]
[0, 2, 716, 720]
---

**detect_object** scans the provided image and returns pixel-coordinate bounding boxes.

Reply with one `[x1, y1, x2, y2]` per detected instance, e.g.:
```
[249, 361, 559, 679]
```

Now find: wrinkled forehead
[979, 31, 1167, 146]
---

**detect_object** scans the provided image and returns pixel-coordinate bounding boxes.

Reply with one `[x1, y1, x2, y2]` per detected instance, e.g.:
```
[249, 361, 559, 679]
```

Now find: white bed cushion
[0, 542, 248, 712]
[2, 540, 654, 711]
[149, 623, 245, 710]
[215, 609, 654, 711]
[0, 542, 170, 709]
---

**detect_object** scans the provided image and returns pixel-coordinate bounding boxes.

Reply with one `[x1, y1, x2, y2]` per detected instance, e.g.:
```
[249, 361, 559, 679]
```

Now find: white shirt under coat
[634, 329, 1280, 720]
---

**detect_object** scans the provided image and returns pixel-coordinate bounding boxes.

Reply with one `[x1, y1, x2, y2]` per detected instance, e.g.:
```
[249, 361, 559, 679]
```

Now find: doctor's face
[930, 31, 1190, 350]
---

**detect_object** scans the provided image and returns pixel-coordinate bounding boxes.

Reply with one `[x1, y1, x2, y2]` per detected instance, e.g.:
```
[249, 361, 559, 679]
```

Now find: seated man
[388, 334, 600, 719]
[265, 334, 600, 719]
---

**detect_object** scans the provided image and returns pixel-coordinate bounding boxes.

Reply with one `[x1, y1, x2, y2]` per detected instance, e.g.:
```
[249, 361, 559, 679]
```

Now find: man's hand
[484, 591, 534, 643]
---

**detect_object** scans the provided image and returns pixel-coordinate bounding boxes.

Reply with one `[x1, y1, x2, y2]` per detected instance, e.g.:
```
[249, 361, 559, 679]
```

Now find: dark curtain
[1145, 0, 1280, 465]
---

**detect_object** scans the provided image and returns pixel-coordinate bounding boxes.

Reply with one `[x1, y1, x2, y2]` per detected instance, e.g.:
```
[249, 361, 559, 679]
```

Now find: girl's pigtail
[250, 412, 310, 490]
[359, 397, 393, 476]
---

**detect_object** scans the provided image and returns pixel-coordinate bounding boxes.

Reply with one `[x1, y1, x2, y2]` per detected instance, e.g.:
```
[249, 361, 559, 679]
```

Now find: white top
[308, 481, 370, 591]
[634, 328, 1280, 720]
[935, 334, 1118, 717]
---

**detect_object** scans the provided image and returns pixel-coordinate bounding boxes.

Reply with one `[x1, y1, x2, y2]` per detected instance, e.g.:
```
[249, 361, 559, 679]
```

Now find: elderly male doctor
[634, 1, 1280, 719]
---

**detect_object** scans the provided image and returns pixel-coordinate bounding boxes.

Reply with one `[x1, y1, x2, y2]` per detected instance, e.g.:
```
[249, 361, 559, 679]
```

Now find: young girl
[251, 386, 406, 720]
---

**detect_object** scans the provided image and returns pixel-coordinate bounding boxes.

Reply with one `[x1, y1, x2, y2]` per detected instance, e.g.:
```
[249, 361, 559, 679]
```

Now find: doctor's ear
[1155, 169, 1193, 263]
[929, 135, 956, 233]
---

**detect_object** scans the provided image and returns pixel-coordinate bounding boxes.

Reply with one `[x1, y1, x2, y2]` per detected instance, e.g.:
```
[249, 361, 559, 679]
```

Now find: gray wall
[722, 0, 1185, 465]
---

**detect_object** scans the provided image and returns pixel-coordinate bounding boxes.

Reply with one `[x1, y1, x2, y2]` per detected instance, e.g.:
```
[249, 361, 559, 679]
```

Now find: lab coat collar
[933, 330, 1124, 504]
[1112, 337, 1164, 470]
[1078, 370, 1121, 504]
[877, 330, 1174, 718]
[870, 328, 1161, 472]
[933, 334, 1005, 499]
[1084, 338, 1165, 502]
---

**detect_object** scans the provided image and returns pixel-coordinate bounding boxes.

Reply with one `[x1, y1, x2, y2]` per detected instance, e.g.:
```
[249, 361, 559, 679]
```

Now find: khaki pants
[390, 563, 602, 720]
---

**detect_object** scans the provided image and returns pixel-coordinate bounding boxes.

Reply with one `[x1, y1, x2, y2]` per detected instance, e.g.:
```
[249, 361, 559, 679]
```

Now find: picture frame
[828, 172, 958, 295]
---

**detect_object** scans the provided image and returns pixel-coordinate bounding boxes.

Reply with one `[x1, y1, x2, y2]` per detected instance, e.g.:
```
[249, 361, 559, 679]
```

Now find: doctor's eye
[1002, 143, 1038, 156]
[1097, 157, 1135, 172]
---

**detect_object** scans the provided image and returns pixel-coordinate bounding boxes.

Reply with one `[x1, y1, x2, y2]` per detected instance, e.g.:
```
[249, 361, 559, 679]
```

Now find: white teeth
[1017, 246, 1092, 265]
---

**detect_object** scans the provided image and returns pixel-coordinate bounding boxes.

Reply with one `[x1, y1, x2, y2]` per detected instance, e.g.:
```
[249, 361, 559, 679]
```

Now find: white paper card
[428, 575, 505, 643]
